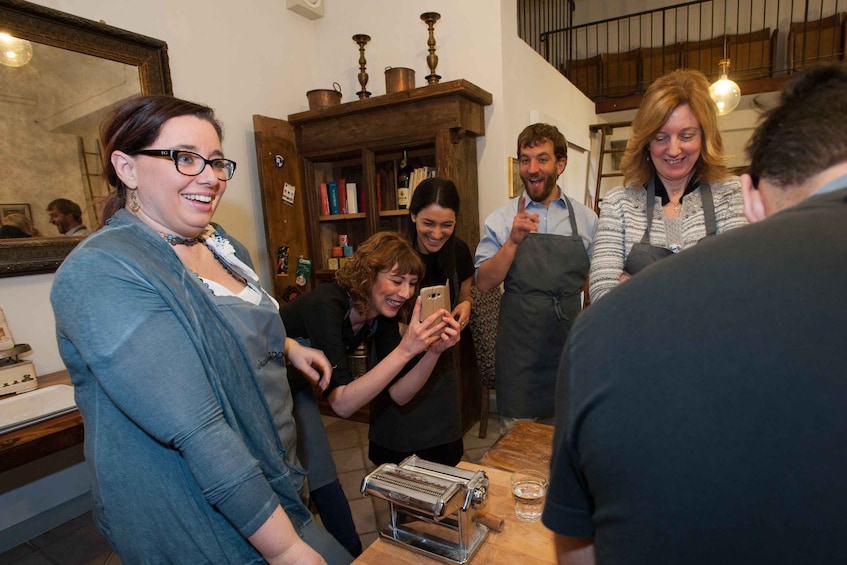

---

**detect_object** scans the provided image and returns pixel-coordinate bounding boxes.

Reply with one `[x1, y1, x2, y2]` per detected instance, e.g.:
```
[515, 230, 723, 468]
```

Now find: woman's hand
[618, 272, 632, 285]
[429, 314, 461, 354]
[285, 338, 331, 391]
[451, 300, 472, 331]
[400, 297, 451, 356]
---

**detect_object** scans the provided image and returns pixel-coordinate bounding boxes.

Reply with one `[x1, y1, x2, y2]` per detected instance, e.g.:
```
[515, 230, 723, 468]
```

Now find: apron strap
[562, 194, 582, 241]
[700, 183, 717, 236]
[640, 178, 659, 245]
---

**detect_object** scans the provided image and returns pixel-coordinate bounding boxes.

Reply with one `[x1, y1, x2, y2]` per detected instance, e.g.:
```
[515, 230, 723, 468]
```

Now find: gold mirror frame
[0, 0, 172, 277]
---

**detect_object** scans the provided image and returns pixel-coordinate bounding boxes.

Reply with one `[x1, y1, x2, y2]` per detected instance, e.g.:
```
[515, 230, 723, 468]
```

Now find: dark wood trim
[0, 0, 172, 278]
[596, 75, 793, 114]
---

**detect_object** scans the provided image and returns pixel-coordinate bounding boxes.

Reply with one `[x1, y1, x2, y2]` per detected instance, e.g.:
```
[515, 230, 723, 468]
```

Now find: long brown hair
[98, 95, 223, 227]
[335, 231, 425, 321]
[620, 69, 729, 189]
[408, 177, 461, 304]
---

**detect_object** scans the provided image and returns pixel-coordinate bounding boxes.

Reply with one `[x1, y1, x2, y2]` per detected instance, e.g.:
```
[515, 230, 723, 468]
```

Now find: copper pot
[306, 82, 342, 110]
[385, 67, 415, 93]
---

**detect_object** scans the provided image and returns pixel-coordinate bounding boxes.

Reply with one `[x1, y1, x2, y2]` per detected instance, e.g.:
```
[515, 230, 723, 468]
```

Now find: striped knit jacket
[589, 177, 748, 302]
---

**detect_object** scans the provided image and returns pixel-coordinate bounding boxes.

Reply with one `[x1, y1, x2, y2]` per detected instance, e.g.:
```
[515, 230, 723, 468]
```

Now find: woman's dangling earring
[128, 189, 140, 213]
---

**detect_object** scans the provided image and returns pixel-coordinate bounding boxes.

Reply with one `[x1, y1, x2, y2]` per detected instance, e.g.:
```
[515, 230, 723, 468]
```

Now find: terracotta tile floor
[0, 414, 502, 564]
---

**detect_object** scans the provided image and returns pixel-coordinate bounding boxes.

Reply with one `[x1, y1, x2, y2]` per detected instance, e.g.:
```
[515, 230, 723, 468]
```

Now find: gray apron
[495, 196, 590, 419]
[624, 178, 716, 275]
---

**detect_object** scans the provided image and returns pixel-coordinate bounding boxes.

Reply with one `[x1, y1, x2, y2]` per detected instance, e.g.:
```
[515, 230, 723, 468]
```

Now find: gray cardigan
[589, 177, 748, 302]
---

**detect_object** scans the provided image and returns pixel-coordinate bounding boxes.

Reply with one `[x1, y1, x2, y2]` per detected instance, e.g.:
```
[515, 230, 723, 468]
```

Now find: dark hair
[408, 177, 461, 304]
[517, 123, 568, 161]
[621, 69, 729, 189]
[99, 95, 223, 226]
[47, 198, 83, 222]
[747, 63, 847, 190]
[335, 231, 425, 321]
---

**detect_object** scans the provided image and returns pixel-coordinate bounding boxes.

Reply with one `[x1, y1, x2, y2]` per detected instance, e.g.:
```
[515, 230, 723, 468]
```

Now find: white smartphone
[419, 280, 451, 323]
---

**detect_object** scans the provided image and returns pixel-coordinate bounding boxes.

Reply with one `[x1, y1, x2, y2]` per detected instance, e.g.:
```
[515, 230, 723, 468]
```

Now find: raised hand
[508, 196, 540, 246]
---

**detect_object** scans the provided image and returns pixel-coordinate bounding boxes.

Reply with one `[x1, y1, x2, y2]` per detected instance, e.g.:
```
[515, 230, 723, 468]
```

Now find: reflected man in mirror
[544, 63, 847, 565]
[47, 198, 90, 236]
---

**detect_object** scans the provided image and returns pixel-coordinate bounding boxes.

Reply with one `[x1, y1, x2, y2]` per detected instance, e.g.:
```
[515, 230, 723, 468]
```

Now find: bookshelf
[287, 79, 492, 280]
[281, 79, 492, 430]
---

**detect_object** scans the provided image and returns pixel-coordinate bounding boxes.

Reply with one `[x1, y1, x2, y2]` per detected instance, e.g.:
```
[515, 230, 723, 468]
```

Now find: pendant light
[709, 58, 741, 115]
[709, 7, 741, 116]
[0, 33, 33, 68]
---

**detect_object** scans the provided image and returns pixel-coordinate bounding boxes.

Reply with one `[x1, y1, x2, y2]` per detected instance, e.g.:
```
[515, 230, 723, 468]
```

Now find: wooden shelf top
[289, 79, 493, 124]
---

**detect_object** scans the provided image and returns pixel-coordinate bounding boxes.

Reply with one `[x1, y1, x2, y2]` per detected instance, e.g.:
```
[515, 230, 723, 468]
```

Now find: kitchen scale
[0, 343, 37, 396]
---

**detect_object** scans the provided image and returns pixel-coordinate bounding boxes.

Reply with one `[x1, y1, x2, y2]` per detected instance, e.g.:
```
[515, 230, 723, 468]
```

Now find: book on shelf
[319, 182, 330, 216]
[409, 166, 436, 200]
[327, 180, 340, 215]
[346, 182, 359, 214]
[376, 173, 383, 211]
[358, 182, 366, 213]
[337, 179, 347, 214]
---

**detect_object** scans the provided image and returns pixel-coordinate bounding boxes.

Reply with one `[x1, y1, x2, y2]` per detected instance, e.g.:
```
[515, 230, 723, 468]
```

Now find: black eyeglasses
[134, 149, 237, 181]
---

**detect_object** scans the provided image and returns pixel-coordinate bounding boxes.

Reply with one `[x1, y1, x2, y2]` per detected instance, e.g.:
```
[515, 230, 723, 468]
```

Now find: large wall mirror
[0, 0, 172, 277]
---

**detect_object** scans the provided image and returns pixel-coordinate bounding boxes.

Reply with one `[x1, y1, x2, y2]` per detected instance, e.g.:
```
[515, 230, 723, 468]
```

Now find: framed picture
[508, 157, 523, 198]
[0, 203, 32, 224]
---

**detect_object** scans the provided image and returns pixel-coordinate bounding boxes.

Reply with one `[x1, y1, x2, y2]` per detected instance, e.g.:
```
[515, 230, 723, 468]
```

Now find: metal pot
[385, 67, 415, 93]
[306, 82, 342, 110]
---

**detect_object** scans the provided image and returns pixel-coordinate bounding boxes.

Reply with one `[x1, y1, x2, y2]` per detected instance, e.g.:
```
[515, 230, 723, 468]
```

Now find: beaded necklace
[210, 249, 248, 286]
[159, 232, 201, 246]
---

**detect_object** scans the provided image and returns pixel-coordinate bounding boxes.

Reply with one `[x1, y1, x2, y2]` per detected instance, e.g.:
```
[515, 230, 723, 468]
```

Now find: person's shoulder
[310, 281, 349, 308]
[710, 175, 742, 193]
[566, 196, 598, 219]
[602, 185, 642, 205]
[453, 237, 471, 254]
[209, 222, 250, 255]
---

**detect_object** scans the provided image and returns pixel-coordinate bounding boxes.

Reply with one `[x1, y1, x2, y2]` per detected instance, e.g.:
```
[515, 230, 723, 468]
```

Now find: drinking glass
[509, 469, 548, 522]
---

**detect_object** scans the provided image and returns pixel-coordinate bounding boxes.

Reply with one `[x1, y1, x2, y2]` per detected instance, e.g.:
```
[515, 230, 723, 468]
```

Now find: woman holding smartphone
[401, 177, 475, 466]
[281, 231, 461, 495]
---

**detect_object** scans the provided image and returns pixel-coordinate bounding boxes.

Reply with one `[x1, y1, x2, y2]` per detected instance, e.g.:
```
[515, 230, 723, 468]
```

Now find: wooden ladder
[589, 121, 631, 214]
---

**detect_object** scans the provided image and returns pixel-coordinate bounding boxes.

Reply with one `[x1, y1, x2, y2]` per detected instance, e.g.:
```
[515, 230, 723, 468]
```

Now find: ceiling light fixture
[0, 32, 33, 67]
[710, 58, 741, 115]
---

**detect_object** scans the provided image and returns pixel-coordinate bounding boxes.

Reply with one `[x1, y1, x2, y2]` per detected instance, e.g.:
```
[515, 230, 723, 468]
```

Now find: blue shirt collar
[813, 171, 847, 196]
[522, 186, 566, 209]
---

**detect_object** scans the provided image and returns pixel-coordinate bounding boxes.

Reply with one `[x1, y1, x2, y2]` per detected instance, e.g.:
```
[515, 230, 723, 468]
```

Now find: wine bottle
[397, 150, 412, 209]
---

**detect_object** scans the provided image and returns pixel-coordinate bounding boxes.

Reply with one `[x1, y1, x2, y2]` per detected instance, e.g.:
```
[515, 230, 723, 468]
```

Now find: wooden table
[353, 461, 556, 564]
[0, 370, 83, 472]
[479, 421, 555, 475]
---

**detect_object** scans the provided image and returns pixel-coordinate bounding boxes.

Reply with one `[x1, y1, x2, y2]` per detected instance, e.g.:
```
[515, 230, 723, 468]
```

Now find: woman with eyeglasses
[51, 95, 351, 565]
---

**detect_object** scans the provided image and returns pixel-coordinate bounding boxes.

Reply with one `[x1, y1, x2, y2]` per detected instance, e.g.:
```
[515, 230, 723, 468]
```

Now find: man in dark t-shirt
[543, 64, 847, 564]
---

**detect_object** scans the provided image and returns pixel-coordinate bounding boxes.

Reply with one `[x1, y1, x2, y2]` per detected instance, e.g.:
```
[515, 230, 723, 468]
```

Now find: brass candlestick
[352, 34, 372, 99]
[421, 12, 441, 84]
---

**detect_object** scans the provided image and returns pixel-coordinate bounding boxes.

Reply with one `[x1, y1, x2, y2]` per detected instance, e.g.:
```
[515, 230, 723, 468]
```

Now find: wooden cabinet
[271, 79, 492, 432]
[287, 79, 492, 279]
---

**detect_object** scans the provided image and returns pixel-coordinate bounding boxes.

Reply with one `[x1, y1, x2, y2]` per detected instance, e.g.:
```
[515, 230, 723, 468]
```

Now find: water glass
[509, 469, 548, 522]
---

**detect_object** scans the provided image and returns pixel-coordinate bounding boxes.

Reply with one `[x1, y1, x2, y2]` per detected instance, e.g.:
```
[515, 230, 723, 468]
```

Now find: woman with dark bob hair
[589, 69, 747, 302]
[394, 176, 475, 466]
[52, 95, 351, 564]
[281, 230, 461, 469]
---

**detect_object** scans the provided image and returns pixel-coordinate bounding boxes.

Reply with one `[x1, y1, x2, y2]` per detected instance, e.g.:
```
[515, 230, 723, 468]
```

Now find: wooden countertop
[479, 421, 555, 475]
[354, 461, 556, 564]
[0, 370, 82, 472]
